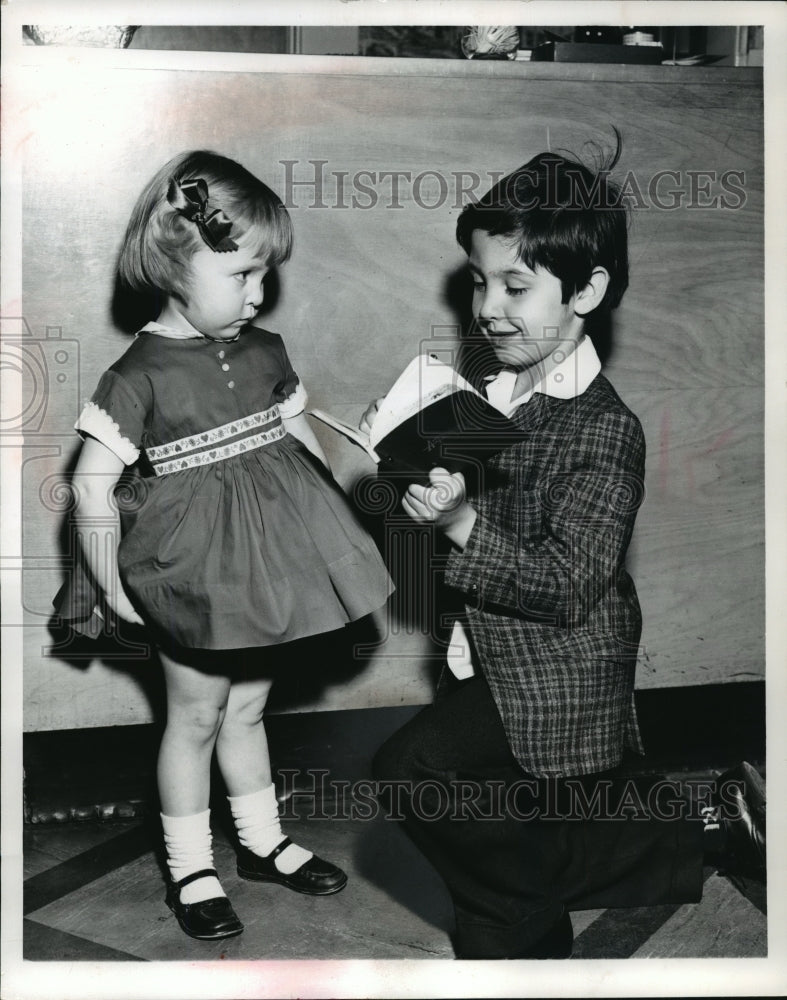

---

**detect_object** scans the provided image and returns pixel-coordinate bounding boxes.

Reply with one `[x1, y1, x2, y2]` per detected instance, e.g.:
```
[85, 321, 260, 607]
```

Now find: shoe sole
[236, 868, 348, 895]
[166, 900, 245, 940]
[717, 761, 767, 881]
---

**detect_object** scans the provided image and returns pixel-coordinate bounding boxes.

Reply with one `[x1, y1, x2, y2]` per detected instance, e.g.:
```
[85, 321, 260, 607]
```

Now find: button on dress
[60, 325, 393, 650]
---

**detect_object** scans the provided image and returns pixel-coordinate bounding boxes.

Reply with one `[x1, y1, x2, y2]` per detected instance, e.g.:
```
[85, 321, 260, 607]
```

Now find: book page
[308, 409, 379, 461]
[369, 354, 482, 448]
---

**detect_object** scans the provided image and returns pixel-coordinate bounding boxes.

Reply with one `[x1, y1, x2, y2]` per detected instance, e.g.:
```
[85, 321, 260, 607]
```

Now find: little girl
[60, 150, 393, 940]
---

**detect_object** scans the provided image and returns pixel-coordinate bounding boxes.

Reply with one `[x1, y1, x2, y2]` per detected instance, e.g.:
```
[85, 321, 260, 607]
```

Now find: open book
[308, 354, 523, 481]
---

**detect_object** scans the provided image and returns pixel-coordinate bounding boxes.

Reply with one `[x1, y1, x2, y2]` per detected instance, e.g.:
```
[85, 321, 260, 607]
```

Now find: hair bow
[167, 177, 238, 253]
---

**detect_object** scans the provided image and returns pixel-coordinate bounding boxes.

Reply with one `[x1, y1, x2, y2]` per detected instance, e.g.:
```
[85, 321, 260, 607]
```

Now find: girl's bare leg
[218, 651, 314, 874]
[157, 648, 231, 905]
[157, 648, 231, 815]
[215, 653, 274, 796]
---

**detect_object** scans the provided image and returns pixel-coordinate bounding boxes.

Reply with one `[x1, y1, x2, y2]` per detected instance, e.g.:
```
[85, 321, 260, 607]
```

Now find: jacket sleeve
[443, 408, 646, 626]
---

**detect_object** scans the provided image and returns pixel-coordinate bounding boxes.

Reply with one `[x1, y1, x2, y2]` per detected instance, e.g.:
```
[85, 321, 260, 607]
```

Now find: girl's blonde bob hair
[118, 150, 293, 304]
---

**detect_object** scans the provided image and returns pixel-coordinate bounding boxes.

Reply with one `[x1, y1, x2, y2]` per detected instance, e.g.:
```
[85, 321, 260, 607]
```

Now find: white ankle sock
[228, 785, 312, 875]
[161, 809, 226, 904]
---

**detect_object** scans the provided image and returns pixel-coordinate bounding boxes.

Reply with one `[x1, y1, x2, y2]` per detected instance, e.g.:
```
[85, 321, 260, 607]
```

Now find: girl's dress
[59, 323, 393, 650]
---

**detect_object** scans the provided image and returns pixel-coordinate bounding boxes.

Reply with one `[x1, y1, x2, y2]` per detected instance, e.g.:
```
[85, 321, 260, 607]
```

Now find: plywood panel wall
[15, 53, 763, 730]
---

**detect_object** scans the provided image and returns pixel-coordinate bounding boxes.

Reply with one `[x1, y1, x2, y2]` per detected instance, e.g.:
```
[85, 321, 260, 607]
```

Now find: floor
[23, 804, 767, 962]
[21, 702, 768, 964]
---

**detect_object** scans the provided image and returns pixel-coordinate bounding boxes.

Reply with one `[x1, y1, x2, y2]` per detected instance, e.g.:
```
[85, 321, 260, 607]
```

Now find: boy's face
[468, 231, 584, 371]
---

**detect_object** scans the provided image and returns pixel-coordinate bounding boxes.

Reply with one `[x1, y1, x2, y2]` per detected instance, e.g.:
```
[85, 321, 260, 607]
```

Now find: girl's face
[468, 230, 584, 372]
[162, 244, 269, 341]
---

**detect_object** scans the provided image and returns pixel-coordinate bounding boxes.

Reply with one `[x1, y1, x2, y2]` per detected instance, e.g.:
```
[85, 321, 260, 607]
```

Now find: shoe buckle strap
[266, 837, 292, 863]
[174, 868, 219, 890]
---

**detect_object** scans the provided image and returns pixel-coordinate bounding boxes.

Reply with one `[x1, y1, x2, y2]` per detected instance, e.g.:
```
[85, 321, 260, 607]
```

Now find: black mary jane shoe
[715, 761, 766, 882]
[236, 838, 348, 895]
[166, 868, 244, 940]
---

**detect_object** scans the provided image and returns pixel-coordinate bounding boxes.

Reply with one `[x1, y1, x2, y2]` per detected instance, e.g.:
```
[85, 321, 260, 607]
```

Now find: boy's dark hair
[456, 132, 629, 313]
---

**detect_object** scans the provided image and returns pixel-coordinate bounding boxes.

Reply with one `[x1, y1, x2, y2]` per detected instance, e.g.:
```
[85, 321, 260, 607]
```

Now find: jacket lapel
[511, 392, 559, 433]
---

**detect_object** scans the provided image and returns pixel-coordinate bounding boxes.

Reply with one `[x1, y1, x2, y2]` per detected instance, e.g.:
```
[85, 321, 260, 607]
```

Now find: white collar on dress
[484, 335, 602, 417]
[137, 321, 244, 344]
[137, 321, 203, 340]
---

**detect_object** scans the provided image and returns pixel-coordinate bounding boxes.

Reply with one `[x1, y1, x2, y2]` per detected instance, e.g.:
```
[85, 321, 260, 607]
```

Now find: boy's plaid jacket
[444, 372, 646, 777]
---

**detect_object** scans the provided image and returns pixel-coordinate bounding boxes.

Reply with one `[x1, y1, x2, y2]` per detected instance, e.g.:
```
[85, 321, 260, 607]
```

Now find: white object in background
[447, 621, 476, 680]
[24, 25, 138, 47]
[623, 31, 660, 46]
[461, 25, 520, 59]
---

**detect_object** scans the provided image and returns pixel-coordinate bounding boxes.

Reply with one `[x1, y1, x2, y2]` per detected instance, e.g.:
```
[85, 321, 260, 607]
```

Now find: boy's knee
[372, 735, 400, 784]
[372, 718, 447, 785]
[372, 729, 417, 785]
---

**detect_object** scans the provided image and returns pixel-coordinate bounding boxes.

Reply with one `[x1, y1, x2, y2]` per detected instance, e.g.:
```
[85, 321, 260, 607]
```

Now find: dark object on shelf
[531, 41, 664, 65]
[573, 26, 624, 45]
[360, 25, 464, 59]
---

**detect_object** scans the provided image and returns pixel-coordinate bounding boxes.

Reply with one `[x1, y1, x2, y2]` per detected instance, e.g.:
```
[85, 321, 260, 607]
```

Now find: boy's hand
[359, 396, 385, 436]
[402, 467, 477, 549]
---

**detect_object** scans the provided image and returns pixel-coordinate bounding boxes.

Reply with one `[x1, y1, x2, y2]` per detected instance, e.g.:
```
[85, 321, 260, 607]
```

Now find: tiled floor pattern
[23, 812, 767, 962]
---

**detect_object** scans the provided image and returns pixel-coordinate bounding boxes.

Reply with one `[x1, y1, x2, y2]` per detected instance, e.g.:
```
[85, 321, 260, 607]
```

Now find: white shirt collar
[484, 335, 601, 417]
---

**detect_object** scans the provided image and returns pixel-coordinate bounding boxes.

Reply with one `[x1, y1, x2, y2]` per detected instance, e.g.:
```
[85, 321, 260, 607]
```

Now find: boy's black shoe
[165, 869, 244, 940]
[236, 839, 348, 895]
[714, 761, 766, 882]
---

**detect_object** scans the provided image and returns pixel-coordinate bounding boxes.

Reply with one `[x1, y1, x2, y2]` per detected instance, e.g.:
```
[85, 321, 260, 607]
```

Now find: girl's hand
[106, 589, 145, 626]
[72, 437, 146, 624]
[402, 468, 477, 549]
[282, 412, 330, 470]
[359, 397, 385, 436]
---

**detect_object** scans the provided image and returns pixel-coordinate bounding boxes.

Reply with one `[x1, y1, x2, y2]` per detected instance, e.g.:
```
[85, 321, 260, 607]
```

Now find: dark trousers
[372, 675, 704, 959]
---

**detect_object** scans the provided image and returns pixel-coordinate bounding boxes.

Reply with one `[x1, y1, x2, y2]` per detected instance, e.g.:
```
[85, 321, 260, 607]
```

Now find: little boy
[367, 143, 765, 959]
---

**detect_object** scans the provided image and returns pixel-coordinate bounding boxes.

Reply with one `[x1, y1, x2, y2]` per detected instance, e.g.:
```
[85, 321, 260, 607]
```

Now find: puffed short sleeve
[74, 369, 149, 465]
[274, 338, 308, 418]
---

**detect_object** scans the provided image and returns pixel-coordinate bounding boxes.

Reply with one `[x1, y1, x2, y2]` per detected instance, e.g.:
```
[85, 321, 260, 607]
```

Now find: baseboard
[22, 681, 765, 823]
[634, 681, 765, 769]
